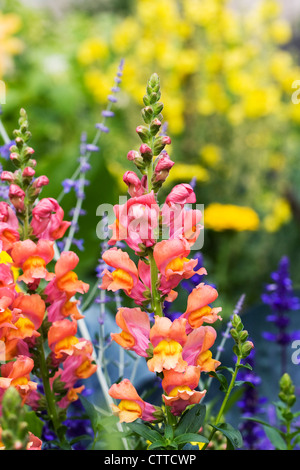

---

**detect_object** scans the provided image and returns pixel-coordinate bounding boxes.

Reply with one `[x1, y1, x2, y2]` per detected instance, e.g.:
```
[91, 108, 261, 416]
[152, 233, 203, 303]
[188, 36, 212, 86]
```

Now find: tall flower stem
[148, 248, 163, 317]
[202, 356, 242, 450]
[36, 330, 69, 448]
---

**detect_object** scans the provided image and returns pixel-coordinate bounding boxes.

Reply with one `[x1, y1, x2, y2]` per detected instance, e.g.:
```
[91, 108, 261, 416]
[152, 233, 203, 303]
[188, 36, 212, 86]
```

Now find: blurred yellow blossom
[200, 144, 221, 167]
[204, 203, 260, 232]
[166, 163, 209, 185]
[0, 12, 23, 76]
[263, 198, 292, 232]
[77, 38, 108, 66]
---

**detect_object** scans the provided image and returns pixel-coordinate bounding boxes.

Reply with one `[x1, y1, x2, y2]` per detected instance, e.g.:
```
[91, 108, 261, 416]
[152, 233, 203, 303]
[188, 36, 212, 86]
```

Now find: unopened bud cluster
[127, 73, 173, 192]
[279, 373, 296, 410]
[0, 387, 29, 450]
[1, 109, 49, 237]
[230, 314, 254, 359]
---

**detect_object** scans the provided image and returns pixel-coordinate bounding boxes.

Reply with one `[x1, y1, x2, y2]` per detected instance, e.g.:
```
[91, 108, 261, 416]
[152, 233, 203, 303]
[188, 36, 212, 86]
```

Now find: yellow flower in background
[263, 198, 292, 232]
[166, 163, 209, 185]
[200, 144, 221, 167]
[77, 38, 108, 66]
[0, 12, 23, 76]
[204, 203, 260, 232]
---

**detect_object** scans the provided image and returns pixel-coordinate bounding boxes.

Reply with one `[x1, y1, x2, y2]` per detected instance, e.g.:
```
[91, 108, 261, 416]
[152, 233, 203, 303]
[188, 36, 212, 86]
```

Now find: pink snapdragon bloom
[123, 171, 147, 197]
[27, 433, 42, 450]
[109, 379, 158, 423]
[108, 192, 160, 253]
[45, 251, 89, 302]
[111, 307, 151, 357]
[59, 339, 97, 388]
[153, 237, 207, 291]
[153, 153, 174, 182]
[31, 197, 71, 241]
[10, 239, 55, 285]
[47, 293, 84, 322]
[0, 355, 37, 405]
[0, 263, 15, 288]
[162, 366, 206, 415]
[182, 283, 222, 332]
[8, 184, 25, 212]
[100, 248, 139, 295]
[165, 183, 196, 206]
[147, 316, 188, 373]
[182, 326, 221, 372]
[0, 201, 20, 252]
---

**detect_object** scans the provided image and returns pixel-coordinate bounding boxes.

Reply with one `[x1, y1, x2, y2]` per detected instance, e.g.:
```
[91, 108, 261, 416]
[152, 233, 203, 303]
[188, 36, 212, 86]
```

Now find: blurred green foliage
[0, 0, 300, 313]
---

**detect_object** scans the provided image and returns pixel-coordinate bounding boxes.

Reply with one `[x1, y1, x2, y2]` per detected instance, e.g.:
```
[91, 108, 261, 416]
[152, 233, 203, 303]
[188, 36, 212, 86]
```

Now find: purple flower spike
[261, 256, 300, 375]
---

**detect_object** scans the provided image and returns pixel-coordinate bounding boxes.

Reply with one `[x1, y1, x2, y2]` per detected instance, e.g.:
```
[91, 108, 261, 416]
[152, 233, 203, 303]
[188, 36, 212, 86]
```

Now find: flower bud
[241, 340, 254, 358]
[141, 106, 154, 124]
[136, 125, 152, 144]
[139, 143, 153, 161]
[127, 150, 139, 161]
[150, 118, 162, 136]
[153, 135, 171, 156]
[1, 171, 15, 183]
[22, 166, 35, 178]
[9, 184, 25, 212]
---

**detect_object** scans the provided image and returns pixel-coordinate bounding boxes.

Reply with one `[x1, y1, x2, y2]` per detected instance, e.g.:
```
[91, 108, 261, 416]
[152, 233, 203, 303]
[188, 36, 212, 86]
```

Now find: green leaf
[174, 433, 209, 446]
[262, 426, 287, 450]
[148, 441, 168, 450]
[234, 380, 255, 388]
[79, 395, 101, 432]
[24, 410, 44, 439]
[127, 422, 163, 444]
[164, 424, 173, 441]
[210, 422, 243, 450]
[175, 404, 206, 437]
[209, 372, 228, 392]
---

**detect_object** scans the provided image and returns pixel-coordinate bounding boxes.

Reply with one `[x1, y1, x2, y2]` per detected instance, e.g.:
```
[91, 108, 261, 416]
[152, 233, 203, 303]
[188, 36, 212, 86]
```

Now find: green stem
[148, 248, 163, 317]
[37, 330, 67, 447]
[202, 356, 241, 450]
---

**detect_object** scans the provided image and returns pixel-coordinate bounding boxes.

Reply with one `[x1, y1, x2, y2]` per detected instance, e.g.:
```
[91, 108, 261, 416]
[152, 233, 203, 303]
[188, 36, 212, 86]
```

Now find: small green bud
[241, 341, 254, 358]
[141, 106, 154, 124]
[153, 102, 164, 115]
[136, 125, 152, 144]
[150, 118, 162, 136]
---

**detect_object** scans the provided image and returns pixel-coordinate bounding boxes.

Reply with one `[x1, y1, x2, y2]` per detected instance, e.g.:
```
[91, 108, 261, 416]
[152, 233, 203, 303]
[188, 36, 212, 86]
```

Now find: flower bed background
[0, 0, 299, 451]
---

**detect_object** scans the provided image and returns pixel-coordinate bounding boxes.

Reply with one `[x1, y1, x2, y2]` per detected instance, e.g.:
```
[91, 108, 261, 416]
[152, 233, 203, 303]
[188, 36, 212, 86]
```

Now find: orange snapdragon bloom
[45, 251, 89, 302]
[48, 317, 78, 359]
[10, 239, 55, 285]
[109, 379, 158, 423]
[183, 283, 222, 332]
[153, 238, 207, 291]
[162, 366, 206, 416]
[100, 247, 139, 295]
[147, 316, 188, 373]
[0, 355, 37, 405]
